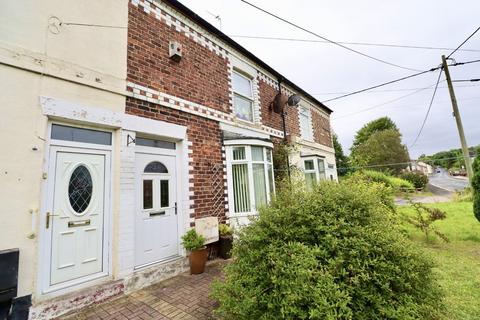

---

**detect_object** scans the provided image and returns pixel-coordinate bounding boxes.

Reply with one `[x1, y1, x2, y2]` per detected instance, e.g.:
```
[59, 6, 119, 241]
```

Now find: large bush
[355, 170, 414, 192]
[473, 157, 480, 222]
[400, 171, 429, 190]
[212, 181, 443, 319]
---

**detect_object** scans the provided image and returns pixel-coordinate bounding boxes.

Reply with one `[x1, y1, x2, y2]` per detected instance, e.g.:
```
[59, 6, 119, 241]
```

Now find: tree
[473, 157, 480, 222]
[332, 133, 349, 175]
[350, 117, 398, 154]
[352, 129, 410, 175]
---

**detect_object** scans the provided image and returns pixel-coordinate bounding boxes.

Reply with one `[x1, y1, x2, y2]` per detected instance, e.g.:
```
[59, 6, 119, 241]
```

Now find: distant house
[408, 160, 434, 176]
[0, 0, 336, 318]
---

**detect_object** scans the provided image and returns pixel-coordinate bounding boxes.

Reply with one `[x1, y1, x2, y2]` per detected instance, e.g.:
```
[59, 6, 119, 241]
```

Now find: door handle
[45, 212, 59, 229]
[149, 211, 165, 217]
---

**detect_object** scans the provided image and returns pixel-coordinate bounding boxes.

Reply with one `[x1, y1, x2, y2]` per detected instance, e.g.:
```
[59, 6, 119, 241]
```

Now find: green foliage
[419, 145, 479, 170]
[453, 187, 473, 202]
[400, 171, 429, 190]
[398, 202, 480, 319]
[354, 170, 414, 192]
[352, 129, 410, 175]
[351, 117, 398, 152]
[272, 141, 297, 184]
[473, 157, 480, 222]
[219, 223, 233, 236]
[403, 202, 448, 242]
[181, 229, 205, 251]
[211, 181, 443, 319]
[333, 133, 350, 176]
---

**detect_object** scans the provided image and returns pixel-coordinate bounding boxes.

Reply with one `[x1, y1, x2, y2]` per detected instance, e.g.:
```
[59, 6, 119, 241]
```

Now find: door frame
[134, 145, 184, 269]
[38, 121, 114, 296]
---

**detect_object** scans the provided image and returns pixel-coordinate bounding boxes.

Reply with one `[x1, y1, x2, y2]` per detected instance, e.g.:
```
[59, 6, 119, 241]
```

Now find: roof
[163, 0, 333, 114]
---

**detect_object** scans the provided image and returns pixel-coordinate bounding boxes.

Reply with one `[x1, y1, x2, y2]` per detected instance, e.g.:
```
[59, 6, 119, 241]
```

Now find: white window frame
[302, 156, 327, 186]
[225, 142, 275, 217]
[299, 106, 313, 141]
[232, 69, 255, 123]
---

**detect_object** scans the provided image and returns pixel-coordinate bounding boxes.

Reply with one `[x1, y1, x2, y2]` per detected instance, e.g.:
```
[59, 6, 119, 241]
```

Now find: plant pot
[219, 235, 233, 259]
[189, 247, 208, 274]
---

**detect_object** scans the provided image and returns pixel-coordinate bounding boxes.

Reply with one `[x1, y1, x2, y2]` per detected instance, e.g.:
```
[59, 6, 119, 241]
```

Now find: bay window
[226, 144, 275, 215]
[303, 156, 327, 189]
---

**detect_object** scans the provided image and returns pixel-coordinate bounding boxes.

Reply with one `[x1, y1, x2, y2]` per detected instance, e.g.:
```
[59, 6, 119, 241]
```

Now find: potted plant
[181, 229, 208, 274]
[218, 223, 233, 259]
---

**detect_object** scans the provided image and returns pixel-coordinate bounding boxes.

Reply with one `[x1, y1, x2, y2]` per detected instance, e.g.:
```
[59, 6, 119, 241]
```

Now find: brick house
[0, 0, 336, 318]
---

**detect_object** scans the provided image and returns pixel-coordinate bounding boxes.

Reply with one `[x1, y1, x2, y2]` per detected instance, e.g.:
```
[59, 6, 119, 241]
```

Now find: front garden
[211, 177, 480, 319]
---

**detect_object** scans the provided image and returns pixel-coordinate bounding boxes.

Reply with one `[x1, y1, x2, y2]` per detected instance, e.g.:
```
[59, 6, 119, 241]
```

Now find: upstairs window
[299, 106, 313, 141]
[232, 70, 254, 122]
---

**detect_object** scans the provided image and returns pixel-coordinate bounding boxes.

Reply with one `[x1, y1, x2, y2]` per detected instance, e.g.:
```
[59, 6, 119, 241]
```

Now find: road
[428, 168, 469, 192]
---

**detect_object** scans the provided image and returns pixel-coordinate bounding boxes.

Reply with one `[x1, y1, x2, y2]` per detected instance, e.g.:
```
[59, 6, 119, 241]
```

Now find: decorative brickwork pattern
[128, 1, 231, 114]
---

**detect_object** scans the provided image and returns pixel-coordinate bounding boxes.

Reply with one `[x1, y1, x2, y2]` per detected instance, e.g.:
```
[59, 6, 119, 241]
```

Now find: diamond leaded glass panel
[68, 165, 93, 213]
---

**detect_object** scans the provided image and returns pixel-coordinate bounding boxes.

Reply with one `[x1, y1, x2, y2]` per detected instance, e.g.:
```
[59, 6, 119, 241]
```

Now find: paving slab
[56, 260, 227, 320]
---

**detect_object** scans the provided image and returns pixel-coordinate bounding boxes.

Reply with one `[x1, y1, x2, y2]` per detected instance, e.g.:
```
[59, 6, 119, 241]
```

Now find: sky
[178, 0, 480, 158]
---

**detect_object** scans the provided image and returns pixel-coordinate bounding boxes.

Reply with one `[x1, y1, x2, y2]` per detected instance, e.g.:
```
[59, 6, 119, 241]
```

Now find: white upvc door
[49, 150, 108, 285]
[135, 153, 179, 267]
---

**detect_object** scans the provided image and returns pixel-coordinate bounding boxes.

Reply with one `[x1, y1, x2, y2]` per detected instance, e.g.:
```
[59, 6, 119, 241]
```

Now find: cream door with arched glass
[135, 153, 178, 267]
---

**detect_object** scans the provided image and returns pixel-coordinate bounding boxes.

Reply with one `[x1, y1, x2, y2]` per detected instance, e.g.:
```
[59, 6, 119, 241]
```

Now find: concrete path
[56, 260, 227, 320]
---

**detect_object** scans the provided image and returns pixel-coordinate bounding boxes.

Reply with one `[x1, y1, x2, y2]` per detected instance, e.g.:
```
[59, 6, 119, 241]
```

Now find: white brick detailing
[252, 77, 262, 124]
[118, 130, 137, 277]
[126, 81, 284, 138]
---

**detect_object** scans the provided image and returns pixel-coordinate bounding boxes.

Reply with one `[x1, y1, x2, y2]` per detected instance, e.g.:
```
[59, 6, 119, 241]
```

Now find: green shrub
[400, 171, 429, 190]
[181, 229, 205, 251]
[219, 223, 233, 236]
[403, 202, 448, 242]
[453, 187, 473, 202]
[211, 181, 443, 319]
[354, 170, 414, 192]
[473, 157, 480, 222]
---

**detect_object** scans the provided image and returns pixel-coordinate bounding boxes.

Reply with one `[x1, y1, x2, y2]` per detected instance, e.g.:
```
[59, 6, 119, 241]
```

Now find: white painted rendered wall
[0, 0, 128, 299]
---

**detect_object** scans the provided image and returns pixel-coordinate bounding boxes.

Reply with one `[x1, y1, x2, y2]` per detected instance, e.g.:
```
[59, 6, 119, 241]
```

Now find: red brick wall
[126, 97, 227, 223]
[284, 105, 301, 140]
[258, 79, 283, 132]
[312, 111, 333, 147]
[128, 3, 231, 113]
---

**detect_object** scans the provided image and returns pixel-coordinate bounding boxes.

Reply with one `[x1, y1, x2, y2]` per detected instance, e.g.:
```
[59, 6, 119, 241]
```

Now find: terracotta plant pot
[219, 235, 233, 259]
[189, 247, 208, 274]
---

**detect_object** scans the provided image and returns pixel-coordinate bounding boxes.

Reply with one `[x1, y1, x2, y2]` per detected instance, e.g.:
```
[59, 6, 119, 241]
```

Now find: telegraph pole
[441, 55, 474, 185]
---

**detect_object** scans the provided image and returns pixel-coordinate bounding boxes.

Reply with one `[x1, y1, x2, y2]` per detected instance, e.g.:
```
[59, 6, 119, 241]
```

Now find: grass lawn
[398, 201, 480, 320]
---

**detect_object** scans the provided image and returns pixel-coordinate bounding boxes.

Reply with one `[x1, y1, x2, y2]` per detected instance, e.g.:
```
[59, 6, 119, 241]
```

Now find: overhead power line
[230, 34, 480, 53]
[319, 59, 479, 103]
[322, 67, 439, 103]
[453, 78, 480, 82]
[312, 83, 480, 95]
[331, 82, 442, 120]
[447, 26, 480, 58]
[409, 69, 444, 148]
[240, 0, 422, 72]
[335, 154, 476, 171]
[333, 95, 480, 120]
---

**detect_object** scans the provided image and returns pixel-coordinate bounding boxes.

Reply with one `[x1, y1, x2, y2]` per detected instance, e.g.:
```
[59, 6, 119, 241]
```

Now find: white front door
[135, 153, 179, 267]
[49, 151, 107, 285]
